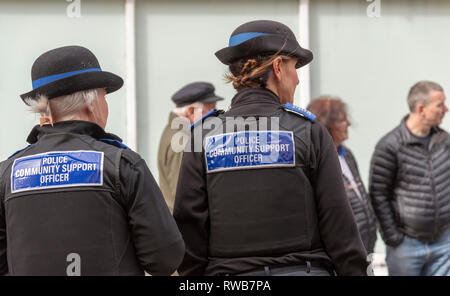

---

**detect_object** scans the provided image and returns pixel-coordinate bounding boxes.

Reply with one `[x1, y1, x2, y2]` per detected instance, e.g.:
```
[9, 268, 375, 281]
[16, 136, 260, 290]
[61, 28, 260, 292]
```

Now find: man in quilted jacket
[369, 81, 450, 276]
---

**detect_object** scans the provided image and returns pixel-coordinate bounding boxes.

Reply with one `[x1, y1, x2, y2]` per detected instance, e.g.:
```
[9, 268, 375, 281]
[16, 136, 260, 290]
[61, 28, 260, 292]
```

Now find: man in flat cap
[157, 82, 223, 213]
[0, 45, 184, 275]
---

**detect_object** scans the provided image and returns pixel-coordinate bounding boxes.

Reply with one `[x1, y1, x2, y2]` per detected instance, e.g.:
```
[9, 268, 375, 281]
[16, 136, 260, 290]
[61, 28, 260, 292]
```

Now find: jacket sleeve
[173, 138, 209, 276]
[120, 152, 185, 275]
[0, 162, 8, 275]
[310, 124, 369, 276]
[369, 136, 404, 246]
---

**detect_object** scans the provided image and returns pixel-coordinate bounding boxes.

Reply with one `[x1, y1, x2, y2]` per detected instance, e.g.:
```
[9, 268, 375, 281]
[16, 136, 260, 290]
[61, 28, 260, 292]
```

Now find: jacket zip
[427, 153, 439, 241]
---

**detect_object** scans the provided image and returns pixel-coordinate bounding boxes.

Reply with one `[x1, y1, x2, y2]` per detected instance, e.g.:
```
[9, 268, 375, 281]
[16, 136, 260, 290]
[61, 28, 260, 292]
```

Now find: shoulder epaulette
[283, 103, 316, 122]
[190, 109, 223, 129]
[99, 138, 130, 150]
[8, 144, 33, 159]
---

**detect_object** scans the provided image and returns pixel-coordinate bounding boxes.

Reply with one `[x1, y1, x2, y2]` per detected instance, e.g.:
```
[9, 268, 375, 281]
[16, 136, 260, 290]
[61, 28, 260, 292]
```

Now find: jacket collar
[230, 87, 281, 108]
[399, 115, 443, 145]
[168, 111, 178, 122]
[225, 87, 283, 117]
[27, 120, 122, 144]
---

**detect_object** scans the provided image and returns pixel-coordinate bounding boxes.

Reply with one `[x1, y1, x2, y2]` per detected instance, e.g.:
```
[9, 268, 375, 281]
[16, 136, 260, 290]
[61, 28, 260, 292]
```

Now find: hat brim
[176, 95, 225, 107]
[20, 71, 124, 105]
[199, 95, 224, 104]
[215, 35, 313, 69]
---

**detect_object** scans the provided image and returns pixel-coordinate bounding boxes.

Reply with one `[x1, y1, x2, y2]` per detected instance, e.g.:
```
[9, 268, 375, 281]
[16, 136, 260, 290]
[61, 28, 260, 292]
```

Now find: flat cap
[171, 82, 224, 107]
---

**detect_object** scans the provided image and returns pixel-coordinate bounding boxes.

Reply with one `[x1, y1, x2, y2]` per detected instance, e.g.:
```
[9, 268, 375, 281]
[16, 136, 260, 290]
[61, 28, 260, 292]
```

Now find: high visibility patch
[205, 131, 295, 173]
[11, 150, 104, 194]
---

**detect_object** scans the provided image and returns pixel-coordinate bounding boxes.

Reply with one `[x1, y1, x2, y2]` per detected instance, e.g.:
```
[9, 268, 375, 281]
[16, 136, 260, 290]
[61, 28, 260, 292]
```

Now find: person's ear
[185, 105, 195, 123]
[416, 103, 425, 115]
[271, 57, 283, 81]
[87, 101, 95, 114]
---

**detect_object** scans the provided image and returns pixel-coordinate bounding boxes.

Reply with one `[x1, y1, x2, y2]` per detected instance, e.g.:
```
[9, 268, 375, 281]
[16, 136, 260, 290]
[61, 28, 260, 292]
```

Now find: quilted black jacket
[369, 116, 450, 246]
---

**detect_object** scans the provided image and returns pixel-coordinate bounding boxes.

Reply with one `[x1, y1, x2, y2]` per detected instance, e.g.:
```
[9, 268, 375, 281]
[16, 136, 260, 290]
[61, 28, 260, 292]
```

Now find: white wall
[0, 0, 126, 159]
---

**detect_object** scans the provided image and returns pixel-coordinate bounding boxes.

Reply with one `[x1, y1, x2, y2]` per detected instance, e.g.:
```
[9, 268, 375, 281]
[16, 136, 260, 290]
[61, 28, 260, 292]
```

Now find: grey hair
[172, 101, 204, 118]
[25, 89, 98, 121]
[407, 81, 444, 112]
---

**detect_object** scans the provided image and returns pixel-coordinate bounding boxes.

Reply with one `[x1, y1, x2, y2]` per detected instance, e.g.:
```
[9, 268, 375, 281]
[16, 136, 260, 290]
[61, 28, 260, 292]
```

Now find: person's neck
[405, 113, 431, 137]
[53, 112, 105, 129]
[265, 80, 291, 104]
[265, 84, 281, 100]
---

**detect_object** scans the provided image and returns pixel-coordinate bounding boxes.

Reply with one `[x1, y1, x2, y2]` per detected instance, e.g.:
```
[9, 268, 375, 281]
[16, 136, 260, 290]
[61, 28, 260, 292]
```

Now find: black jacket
[0, 121, 184, 275]
[369, 116, 450, 246]
[339, 146, 377, 253]
[174, 88, 368, 276]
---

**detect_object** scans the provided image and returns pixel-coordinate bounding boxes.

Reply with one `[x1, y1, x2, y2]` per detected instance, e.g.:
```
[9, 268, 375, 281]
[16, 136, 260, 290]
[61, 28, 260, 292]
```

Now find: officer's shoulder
[99, 137, 131, 150]
[7, 144, 34, 160]
[282, 103, 316, 122]
[0, 145, 32, 178]
[97, 137, 142, 165]
[120, 149, 144, 167]
[190, 109, 224, 130]
[0, 158, 11, 178]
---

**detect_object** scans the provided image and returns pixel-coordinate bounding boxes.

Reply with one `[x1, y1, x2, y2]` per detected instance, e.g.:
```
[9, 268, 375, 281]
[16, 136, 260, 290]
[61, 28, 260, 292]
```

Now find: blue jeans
[386, 228, 450, 276]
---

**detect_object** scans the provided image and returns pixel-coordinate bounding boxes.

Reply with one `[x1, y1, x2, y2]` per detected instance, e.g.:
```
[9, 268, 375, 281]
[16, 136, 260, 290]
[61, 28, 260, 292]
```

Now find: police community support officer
[173, 20, 369, 276]
[0, 46, 184, 275]
[158, 82, 223, 213]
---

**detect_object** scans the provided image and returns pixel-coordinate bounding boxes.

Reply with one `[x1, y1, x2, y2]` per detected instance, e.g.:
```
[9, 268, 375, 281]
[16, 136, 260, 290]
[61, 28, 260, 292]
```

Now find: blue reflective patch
[32, 68, 102, 89]
[11, 150, 104, 194]
[205, 131, 295, 173]
[99, 138, 130, 150]
[228, 32, 272, 46]
[284, 103, 316, 122]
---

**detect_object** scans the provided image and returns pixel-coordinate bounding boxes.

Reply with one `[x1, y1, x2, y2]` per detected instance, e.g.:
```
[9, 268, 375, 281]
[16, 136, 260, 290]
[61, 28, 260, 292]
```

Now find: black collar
[399, 115, 441, 145]
[27, 120, 122, 144]
[230, 87, 281, 107]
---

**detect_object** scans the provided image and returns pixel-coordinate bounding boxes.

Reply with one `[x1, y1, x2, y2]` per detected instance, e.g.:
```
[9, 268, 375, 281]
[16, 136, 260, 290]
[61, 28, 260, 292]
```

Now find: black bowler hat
[20, 45, 123, 104]
[215, 20, 313, 69]
[171, 82, 224, 107]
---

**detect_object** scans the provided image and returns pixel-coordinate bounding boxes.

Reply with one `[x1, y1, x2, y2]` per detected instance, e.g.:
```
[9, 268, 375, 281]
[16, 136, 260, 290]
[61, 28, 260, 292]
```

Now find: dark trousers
[235, 262, 332, 276]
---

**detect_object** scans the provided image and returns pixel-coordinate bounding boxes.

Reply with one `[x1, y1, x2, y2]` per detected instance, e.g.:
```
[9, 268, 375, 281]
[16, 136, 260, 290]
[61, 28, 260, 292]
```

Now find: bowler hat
[215, 20, 313, 68]
[20, 45, 123, 104]
[172, 82, 224, 107]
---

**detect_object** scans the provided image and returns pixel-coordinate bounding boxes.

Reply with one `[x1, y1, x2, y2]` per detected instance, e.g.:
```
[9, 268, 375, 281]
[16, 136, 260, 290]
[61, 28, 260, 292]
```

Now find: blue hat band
[32, 68, 102, 89]
[229, 32, 272, 47]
